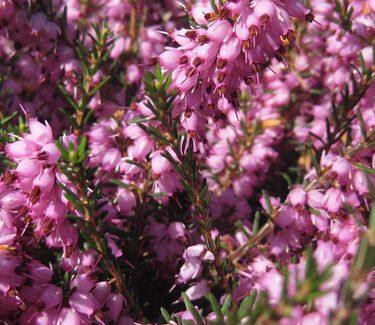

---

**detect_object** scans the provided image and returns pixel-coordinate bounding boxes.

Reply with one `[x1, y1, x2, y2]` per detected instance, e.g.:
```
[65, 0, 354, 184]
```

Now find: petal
[58, 308, 81, 325]
[69, 292, 94, 316]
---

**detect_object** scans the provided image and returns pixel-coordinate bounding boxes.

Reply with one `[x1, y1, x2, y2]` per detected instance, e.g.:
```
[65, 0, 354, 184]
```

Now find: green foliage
[58, 21, 115, 130]
[0, 112, 19, 172]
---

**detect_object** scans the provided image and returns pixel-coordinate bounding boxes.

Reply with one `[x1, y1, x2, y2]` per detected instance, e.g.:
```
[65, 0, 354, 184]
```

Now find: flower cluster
[0, 121, 129, 323]
[0, 0, 374, 324]
[159, 0, 313, 117]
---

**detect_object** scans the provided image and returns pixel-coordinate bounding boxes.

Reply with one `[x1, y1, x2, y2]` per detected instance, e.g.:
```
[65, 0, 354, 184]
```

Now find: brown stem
[201, 225, 231, 292]
[129, 4, 138, 53]
[227, 221, 275, 263]
[74, 110, 85, 136]
[76, 185, 143, 319]
[180, 158, 231, 293]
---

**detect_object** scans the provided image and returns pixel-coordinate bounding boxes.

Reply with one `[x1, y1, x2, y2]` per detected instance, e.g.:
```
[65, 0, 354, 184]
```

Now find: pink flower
[58, 308, 81, 325]
[185, 281, 209, 301]
[151, 150, 172, 175]
[40, 285, 63, 309]
[258, 269, 283, 304]
[69, 292, 95, 316]
[307, 190, 324, 209]
[106, 293, 125, 321]
[159, 50, 183, 69]
[102, 148, 122, 171]
[178, 244, 214, 283]
[314, 240, 335, 272]
[26, 118, 54, 144]
[352, 170, 369, 195]
[106, 234, 123, 258]
[168, 222, 186, 241]
[288, 187, 306, 207]
[276, 207, 297, 228]
[323, 188, 343, 213]
[301, 312, 328, 325]
[32, 309, 58, 325]
[116, 188, 136, 214]
[160, 0, 311, 114]
[331, 158, 352, 185]
[178, 257, 203, 283]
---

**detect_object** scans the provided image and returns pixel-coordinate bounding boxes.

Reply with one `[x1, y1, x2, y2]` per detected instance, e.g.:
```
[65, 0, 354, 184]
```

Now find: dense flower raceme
[1, 120, 132, 324]
[0, 0, 375, 324]
[0, 0, 175, 131]
[159, 0, 313, 117]
[5, 119, 71, 243]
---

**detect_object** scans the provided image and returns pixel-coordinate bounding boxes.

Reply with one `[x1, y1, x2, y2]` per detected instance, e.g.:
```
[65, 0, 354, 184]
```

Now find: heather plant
[0, 0, 374, 324]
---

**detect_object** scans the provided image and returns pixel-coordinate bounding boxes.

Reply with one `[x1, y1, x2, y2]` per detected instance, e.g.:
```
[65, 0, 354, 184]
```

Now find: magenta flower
[0, 0, 374, 323]
[287, 187, 307, 207]
[323, 188, 343, 213]
[160, 0, 313, 114]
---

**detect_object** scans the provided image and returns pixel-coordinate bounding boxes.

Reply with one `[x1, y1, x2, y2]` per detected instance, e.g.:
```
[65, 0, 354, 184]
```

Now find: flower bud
[6, 141, 37, 159]
[190, 4, 211, 24]
[353, 170, 369, 195]
[16, 159, 41, 179]
[168, 222, 186, 240]
[254, 1, 275, 23]
[314, 240, 334, 272]
[69, 292, 94, 316]
[45, 199, 67, 221]
[117, 188, 136, 214]
[219, 36, 241, 62]
[185, 281, 209, 301]
[323, 188, 343, 213]
[0, 191, 25, 210]
[106, 293, 125, 321]
[307, 190, 324, 209]
[207, 20, 233, 42]
[288, 187, 306, 207]
[102, 148, 121, 171]
[58, 308, 80, 325]
[159, 50, 183, 70]
[41, 285, 63, 308]
[331, 158, 351, 185]
[276, 207, 297, 228]
[151, 151, 172, 175]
